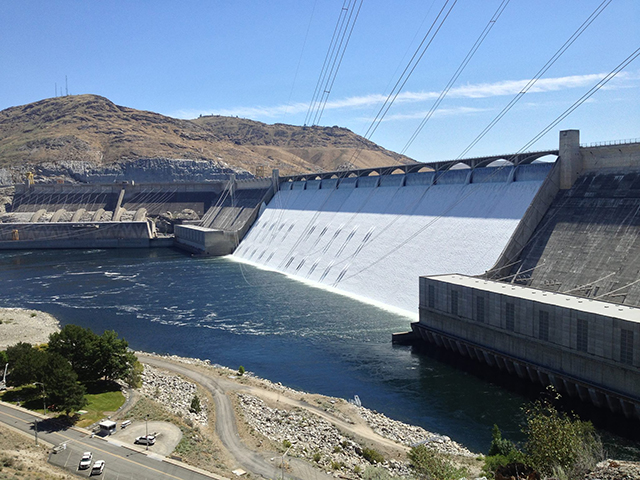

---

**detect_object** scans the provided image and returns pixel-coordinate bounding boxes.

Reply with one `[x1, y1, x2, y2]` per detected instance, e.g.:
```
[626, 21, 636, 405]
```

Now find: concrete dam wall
[506, 169, 640, 307]
[233, 163, 553, 314]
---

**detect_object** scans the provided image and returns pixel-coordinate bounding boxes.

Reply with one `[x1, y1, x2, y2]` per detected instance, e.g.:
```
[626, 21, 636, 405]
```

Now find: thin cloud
[170, 71, 632, 120]
[366, 106, 491, 122]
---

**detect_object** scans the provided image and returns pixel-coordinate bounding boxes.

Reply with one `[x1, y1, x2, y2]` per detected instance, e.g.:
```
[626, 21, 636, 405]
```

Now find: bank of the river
[137, 351, 482, 479]
[0, 307, 60, 349]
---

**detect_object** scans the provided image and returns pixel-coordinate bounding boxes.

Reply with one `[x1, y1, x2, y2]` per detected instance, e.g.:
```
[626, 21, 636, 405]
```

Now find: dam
[233, 162, 553, 314]
[2, 129, 640, 422]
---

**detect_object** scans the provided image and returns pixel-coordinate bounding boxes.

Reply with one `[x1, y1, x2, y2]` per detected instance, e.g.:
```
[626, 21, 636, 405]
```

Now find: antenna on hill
[65, 76, 68, 96]
[55, 83, 57, 97]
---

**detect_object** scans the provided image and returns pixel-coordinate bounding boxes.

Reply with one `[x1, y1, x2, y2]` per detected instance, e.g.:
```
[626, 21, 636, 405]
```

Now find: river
[1, 247, 541, 452]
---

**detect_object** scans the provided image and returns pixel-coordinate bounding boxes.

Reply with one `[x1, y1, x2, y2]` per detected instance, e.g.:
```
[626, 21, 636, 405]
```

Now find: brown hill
[0, 95, 413, 177]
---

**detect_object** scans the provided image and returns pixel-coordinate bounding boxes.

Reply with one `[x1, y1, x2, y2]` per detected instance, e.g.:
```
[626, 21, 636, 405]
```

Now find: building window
[538, 311, 549, 341]
[476, 296, 485, 323]
[451, 290, 459, 316]
[621, 329, 634, 365]
[428, 285, 435, 309]
[577, 318, 588, 352]
[505, 303, 515, 331]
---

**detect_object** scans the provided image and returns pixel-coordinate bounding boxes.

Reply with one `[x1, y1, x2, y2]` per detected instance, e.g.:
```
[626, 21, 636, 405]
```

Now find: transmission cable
[456, 0, 613, 160]
[401, 0, 511, 155]
[304, 0, 364, 127]
[337, 47, 640, 283]
[312, 0, 365, 126]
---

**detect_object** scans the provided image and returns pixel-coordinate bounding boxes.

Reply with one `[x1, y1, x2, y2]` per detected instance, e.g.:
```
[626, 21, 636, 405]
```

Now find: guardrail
[581, 138, 640, 148]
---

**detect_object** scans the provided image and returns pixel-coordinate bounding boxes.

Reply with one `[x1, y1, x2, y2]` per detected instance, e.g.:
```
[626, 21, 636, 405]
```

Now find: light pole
[145, 414, 149, 451]
[34, 382, 46, 415]
[34, 419, 38, 446]
[281, 445, 291, 480]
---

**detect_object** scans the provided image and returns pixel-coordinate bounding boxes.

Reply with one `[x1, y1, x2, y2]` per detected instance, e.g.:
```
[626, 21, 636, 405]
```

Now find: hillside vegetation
[0, 95, 413, 178]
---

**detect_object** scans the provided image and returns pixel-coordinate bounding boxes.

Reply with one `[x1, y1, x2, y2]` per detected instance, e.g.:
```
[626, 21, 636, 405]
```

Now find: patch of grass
[76, 390, 125, 427]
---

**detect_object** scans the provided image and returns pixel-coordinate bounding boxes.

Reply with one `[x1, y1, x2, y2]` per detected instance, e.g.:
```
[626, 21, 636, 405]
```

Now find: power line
[456, 0, 613, 160]
[339, 45, 640, 283]
[304, 0, 364, 127]
[361, 0, 457, 142]
[312, 0, 364, 126]
[401, 0, 511, 155]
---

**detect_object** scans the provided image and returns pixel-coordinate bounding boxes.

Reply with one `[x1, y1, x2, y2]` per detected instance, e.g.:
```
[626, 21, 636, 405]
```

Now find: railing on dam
[280, 149, 559, 182]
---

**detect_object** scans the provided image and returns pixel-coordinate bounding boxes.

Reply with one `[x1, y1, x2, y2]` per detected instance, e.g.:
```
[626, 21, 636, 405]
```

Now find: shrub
[313, 452, 322, 463]
[189, 395, 202, 414]
[488, 424, 516, 457]
[282, 439, 292, 449]
[363, 466, 392, 480]
[361, 447, 384, 465]
[238, 366, 245, 376]
[522, 398, 603, 478]
[483, 424, 527, 477]
[408, 444, 468, 480]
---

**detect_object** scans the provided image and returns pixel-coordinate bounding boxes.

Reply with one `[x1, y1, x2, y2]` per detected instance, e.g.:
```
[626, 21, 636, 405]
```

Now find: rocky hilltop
[0, 95, 413, 183]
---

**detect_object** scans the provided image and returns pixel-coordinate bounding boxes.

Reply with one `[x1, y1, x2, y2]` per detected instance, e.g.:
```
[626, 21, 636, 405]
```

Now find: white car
[134, 435, 156, 445]
[90, 460, 105, 475]
[79, 452, 92, 470]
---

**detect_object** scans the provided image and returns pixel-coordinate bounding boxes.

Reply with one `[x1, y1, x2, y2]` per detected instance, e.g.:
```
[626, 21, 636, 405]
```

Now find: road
[0, 402, 223, 480]
[140, 354, 306, 480]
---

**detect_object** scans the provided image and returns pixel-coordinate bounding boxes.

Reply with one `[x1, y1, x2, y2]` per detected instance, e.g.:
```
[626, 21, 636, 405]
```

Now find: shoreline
[0, 307, 61, 349]
[0, 307, 476, 457]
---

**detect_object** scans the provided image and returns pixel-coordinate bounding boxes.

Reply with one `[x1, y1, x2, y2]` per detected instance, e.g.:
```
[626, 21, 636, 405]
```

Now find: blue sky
[1, 0, 638, 162]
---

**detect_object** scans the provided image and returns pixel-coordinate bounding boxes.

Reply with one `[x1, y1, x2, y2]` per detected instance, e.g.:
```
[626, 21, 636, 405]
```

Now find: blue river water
[0, 248, 533, 452]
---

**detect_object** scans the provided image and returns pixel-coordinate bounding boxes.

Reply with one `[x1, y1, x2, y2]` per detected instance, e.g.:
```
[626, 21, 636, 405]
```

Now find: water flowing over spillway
[234, 164, 553, 315]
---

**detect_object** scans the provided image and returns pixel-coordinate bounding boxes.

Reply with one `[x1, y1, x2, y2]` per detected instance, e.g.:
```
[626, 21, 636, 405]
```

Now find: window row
[427, 286, 635, 365]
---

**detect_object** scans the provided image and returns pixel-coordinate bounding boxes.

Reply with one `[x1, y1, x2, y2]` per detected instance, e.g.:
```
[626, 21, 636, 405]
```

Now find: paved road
[0, 402, 222, 480]
[140, 355, 306, 480]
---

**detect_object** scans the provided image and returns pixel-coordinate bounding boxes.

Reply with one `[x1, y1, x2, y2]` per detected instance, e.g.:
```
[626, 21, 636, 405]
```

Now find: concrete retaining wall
[0, 221, 153, 249]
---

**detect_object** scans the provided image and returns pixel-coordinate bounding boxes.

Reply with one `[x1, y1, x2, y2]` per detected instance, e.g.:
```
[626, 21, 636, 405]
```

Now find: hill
[0, 95, 413, 180]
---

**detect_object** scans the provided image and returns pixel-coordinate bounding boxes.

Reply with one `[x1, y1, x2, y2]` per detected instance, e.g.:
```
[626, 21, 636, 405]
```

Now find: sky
[1, 0, 638, 162]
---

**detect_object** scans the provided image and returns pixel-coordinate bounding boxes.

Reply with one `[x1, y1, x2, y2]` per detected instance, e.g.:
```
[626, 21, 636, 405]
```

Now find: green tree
[48, 325, 97, 382]
[0, 350, 8, 366]
[125, 360, 144, 388]
[408, 444, 468, 480]
[6, 343, 46, 386]
[42, 352, 87, 414]
[91, 330, 136, 381]
[48, 325, 136, 383]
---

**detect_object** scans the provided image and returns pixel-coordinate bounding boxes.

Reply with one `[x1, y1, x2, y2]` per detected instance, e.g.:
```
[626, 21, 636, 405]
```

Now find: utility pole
[34, 382, 47, 414]
[65, 75, 68, 96]
[145, 414, 149, 451]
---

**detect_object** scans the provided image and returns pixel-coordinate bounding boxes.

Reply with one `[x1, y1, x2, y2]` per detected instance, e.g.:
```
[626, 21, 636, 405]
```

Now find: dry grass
[0, 425, 75, 479]
[0, 94, 414, 175]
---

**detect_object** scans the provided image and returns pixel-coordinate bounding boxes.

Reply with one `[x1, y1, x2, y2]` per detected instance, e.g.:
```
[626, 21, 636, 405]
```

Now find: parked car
[79, 452, 92, 469]
[134, 435, 156, 445]
[90, 460, 105, 475]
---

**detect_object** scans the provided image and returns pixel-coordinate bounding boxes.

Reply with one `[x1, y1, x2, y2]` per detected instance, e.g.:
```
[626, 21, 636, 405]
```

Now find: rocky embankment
[139, 364, 208, 426]
[142, 353, 476, 479]
[239, 393, 413, 478]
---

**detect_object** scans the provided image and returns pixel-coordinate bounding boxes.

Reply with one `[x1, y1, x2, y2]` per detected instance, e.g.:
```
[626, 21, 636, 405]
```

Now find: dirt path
[139, 354, 305, 480]
[236, 382, 409, 455]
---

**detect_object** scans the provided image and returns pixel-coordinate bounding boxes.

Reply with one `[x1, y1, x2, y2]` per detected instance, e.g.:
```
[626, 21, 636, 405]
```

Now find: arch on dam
[280, 148, 559, 183]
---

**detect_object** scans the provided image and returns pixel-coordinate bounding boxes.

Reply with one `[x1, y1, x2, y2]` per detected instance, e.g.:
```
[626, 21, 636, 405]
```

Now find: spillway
[233, 164, 553, 315]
